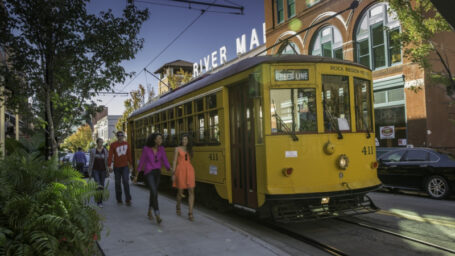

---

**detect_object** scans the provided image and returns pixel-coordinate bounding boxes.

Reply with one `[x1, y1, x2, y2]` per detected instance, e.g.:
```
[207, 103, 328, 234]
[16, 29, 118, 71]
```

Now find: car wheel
[425, 175, 450, 199]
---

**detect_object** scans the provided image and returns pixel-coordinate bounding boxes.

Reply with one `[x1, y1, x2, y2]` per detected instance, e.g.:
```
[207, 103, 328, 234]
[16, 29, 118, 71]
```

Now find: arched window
[278, 41, 300, 55]
[310, 26, 343, 59]
[355, 3, 401, 70]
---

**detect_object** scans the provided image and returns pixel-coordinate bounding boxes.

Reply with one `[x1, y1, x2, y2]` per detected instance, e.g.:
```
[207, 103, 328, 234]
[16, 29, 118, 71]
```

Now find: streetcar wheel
[425, 175, 450, 199]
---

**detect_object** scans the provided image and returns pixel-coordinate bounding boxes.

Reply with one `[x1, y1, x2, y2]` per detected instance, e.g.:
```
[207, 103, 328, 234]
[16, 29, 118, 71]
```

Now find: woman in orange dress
[171, 134, 196, 221]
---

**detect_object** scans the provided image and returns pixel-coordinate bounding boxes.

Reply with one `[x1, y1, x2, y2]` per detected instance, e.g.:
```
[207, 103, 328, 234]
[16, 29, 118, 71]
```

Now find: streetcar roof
[129, 55, 368, 119]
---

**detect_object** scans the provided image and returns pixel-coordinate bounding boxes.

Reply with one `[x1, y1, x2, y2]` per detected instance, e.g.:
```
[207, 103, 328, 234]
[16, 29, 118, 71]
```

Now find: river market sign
[193, 23, 266, 78]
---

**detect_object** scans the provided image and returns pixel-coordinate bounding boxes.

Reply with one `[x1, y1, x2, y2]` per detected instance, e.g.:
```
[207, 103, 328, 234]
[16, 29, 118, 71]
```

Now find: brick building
[264, 0, 455, 152]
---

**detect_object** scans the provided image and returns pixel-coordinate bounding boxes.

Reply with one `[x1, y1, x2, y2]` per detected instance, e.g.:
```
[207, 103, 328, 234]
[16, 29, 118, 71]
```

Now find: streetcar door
[229, 83, 258, 208]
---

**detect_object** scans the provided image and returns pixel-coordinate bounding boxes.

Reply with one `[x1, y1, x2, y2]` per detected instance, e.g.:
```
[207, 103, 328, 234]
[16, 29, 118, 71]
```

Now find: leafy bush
[0, 150, 108, 255]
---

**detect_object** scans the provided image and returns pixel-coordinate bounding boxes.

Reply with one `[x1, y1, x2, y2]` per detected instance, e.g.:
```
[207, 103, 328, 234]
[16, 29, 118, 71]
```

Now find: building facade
[92, 107, 121, 142]
[155, 60, 193, 95]
[264, 0, 455, 152]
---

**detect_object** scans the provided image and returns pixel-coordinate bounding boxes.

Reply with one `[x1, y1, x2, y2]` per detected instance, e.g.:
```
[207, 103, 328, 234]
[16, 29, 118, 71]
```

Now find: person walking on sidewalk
[89, 138, 109, 208]
[73, 147, 87, 175]
[108, 131, 133, 206]
[171, 134, 196, 221]
[135, 133, 171, 224]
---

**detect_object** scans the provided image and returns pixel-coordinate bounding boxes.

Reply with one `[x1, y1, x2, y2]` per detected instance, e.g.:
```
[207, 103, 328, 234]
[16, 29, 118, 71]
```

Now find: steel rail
[262, 221, 350, 256]
[337, 218, 455, 254]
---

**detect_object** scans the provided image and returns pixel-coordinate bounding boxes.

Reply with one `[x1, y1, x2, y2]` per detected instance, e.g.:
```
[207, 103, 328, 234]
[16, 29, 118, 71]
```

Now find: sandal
[176, 205, 181, 216]
[188, 212, 194, 222]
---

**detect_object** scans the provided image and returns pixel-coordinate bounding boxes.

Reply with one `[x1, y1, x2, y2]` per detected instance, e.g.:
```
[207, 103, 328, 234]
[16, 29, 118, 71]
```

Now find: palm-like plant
[0, 149, 108, 255]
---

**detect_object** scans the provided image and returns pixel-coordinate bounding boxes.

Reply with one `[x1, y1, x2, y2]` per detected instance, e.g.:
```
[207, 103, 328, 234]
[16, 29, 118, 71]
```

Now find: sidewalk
[97, 176, 290, 256]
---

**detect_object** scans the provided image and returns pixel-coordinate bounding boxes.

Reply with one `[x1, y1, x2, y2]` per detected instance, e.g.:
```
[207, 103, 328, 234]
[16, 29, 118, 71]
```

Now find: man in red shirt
[108, 131, 133, 205]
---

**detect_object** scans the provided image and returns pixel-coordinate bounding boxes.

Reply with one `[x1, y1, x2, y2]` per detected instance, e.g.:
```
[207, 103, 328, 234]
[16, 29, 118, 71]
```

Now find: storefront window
[322, 75, 351, 132]
[354, 78, 373, 132]
[270, 88, 317, 133]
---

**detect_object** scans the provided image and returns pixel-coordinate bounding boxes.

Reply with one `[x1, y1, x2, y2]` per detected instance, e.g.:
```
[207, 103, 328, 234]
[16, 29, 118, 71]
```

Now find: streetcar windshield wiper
[357, 106, 371, 138]
[322, 86, 343, 140]
[272, 100, 298, 141]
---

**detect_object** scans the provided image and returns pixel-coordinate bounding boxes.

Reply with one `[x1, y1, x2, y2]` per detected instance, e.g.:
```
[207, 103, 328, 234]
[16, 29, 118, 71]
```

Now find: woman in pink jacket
[136, 133, 171, 224]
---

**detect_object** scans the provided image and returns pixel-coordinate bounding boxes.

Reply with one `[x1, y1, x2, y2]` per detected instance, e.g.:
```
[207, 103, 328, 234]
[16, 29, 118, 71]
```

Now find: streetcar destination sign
[275, 69, 309, 81]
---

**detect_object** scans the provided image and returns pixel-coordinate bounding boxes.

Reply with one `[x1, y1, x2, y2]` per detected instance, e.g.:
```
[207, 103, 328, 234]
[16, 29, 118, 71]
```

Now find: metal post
[15, 110, 19, 141]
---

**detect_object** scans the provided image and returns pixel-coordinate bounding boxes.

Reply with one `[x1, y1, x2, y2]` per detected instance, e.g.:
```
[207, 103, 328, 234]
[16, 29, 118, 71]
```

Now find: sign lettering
[275, 69, 309, 81]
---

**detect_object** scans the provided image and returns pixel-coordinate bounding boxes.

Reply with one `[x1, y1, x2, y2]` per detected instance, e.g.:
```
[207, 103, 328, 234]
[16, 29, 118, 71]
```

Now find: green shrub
[0, 150, 108, 255]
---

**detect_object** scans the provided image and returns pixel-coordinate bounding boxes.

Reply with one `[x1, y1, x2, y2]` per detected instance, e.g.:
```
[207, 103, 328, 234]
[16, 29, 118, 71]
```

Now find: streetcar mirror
[248, 73, 261, 98]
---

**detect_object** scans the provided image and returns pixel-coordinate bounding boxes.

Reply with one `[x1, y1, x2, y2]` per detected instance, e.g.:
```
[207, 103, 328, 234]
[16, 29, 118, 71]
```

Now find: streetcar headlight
[337, 154, 349, 170]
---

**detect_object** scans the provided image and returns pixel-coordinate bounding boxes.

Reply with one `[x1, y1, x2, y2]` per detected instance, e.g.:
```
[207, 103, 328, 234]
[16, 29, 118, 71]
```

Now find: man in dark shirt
[73, 147, 87, 175]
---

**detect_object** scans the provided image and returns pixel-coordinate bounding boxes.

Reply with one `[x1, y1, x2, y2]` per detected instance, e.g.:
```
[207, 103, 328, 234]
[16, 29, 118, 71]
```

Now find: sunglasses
[117, 134, 124, 137]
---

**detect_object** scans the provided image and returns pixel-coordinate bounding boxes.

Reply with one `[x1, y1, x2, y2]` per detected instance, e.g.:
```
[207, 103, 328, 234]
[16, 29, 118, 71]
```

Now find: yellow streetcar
[127, 55, 381, 222]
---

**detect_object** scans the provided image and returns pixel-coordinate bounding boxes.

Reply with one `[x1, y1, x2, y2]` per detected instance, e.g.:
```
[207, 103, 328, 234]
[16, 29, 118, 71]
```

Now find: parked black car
[377, 147, 455, 199]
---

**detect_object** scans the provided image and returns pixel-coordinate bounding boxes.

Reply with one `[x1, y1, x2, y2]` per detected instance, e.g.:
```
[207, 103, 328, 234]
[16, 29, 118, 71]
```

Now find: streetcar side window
[207, 94, 217, 109]
[354, 78, 373, 132]
[270, 88, 317, 134]
[322, 75, 351, 132]
[208, 110, 220, 144]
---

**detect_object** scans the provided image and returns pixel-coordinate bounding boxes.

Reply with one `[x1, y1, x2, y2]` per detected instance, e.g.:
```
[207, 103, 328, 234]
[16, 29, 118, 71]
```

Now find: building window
[287, 0, 295, 18]
[310, 26, 343, 59]
[276, 0, 284, 24]
[355, 3, 401, 70]
[278, 41, 300, 55]
[306, 0, 320, 7]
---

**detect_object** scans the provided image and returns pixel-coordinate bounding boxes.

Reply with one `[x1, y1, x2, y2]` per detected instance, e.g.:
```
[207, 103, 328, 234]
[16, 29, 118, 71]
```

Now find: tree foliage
[387, 0, 454, 98]
[0, 147, 108, 255]
[167, 68, 192, 90]
[116, 84, 146, 132]
[60, 125, 93, 152]
[0, 0, 149, 157]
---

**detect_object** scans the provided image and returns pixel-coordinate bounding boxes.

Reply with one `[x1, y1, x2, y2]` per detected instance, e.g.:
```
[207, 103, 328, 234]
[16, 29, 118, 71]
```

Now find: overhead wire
[135, 0, 242, 14]
[105, 1, 218, 105]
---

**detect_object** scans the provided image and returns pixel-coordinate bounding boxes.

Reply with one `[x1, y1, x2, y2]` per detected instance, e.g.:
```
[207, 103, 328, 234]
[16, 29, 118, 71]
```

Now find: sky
[88, 0, 265, 115]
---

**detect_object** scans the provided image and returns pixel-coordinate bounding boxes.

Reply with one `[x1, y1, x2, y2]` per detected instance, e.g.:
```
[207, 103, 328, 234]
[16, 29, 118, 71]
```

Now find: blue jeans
[93, 169, 106, 204]
[114, 166, 131, 202]
[145, 169, 161, 213]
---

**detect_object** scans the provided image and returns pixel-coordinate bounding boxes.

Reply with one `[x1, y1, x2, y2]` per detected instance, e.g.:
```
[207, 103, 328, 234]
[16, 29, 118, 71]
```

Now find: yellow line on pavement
[377, 210, 455, 228]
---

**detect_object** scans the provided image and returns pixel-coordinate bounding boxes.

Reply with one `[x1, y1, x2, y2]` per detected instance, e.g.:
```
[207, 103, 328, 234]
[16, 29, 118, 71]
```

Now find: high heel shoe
[188, 212, 194, 222]
[176, 205, 181, 216]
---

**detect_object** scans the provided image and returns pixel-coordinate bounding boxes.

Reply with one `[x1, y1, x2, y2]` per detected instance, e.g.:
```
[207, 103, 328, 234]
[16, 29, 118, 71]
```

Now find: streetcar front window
[270, 88, 317, 134]
[354, 78, 373, 132]
[322, 75, 351, 132]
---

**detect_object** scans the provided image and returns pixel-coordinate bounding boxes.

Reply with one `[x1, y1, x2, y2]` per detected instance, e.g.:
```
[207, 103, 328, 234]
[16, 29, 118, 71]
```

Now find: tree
[116, 84, 146, 132]
[60, 125, 93, 152]
[0, 0, 149, 158]
[387, 0, 454, 99]
[167, 68, 193, 90]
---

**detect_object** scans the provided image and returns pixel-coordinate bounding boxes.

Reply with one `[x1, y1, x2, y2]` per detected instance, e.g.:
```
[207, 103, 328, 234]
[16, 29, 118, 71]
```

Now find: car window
[383, 151, 405, 162]
[404, 150, 428, 161]
[429, 152, 440, 162]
